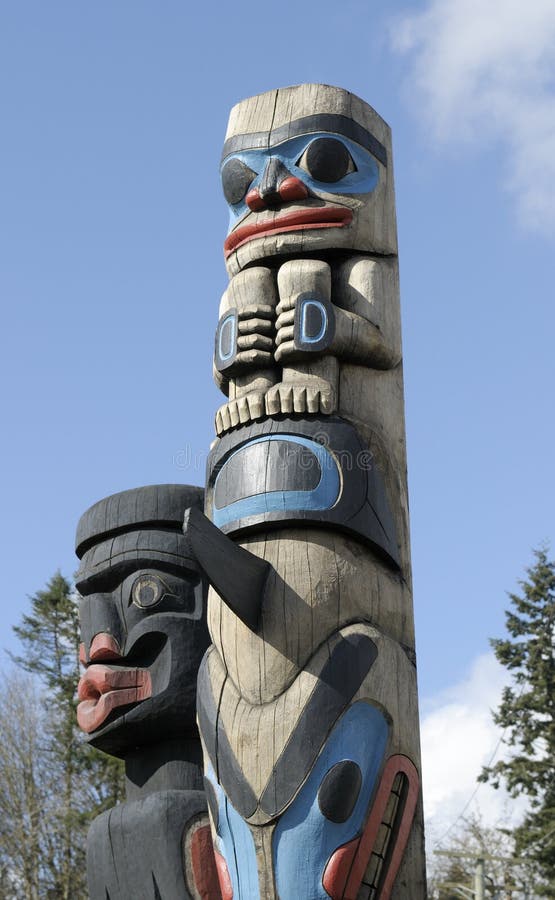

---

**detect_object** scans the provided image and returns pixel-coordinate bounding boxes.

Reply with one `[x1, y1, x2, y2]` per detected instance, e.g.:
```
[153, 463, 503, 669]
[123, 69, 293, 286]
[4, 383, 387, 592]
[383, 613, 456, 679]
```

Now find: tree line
[0, 574, 124, 900]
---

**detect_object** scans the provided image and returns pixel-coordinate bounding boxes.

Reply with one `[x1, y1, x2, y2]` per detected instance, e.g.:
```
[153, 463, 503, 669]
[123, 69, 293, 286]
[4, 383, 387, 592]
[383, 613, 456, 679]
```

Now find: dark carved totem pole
[76, 83, 426, 899]
[75, 485, 220, 899]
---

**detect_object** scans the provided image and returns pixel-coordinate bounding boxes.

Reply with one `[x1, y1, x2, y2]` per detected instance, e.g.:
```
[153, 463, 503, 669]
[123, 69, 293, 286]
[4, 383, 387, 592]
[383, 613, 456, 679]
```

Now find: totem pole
[183, 84, 427, 898]
[75, 484, 221, 899]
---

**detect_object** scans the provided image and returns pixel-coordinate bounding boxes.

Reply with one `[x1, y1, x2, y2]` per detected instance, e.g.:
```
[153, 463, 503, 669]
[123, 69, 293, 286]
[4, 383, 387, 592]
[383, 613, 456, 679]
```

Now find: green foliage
[1, 572, 125, 900]
[12, 572, 80, 700]
[480, 547, 555, 895]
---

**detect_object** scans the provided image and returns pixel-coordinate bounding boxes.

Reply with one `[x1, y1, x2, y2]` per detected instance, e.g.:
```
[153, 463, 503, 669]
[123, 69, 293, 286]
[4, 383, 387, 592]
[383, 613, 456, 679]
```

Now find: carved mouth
[224, 207, 353, 257]
[77, 664, 152, 733]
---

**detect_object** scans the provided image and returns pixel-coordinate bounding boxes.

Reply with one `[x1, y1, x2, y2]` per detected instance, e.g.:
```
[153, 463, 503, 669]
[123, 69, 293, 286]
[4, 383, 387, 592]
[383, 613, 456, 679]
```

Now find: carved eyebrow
[221, 114, 387, 167]
[76, 560, 197, 595]
[75, 560, 138, 594]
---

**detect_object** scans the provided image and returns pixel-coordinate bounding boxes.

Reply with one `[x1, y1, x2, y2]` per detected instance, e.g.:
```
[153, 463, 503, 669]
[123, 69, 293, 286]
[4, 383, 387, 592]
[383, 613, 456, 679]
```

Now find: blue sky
[1, 0, 553, 848]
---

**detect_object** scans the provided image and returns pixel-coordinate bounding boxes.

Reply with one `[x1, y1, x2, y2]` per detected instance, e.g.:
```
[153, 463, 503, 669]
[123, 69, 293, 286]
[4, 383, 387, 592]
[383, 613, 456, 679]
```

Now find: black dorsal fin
[152, 872, 162, 900]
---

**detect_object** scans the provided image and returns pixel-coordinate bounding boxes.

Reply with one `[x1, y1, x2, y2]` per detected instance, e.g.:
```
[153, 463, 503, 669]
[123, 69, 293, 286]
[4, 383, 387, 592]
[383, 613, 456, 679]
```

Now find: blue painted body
[212, 434, 341, 529]
[204, 702, 388, 899]
[273, 702, 389, 900]
[222, 132, 379, 229]
[205, 762, 260, 899]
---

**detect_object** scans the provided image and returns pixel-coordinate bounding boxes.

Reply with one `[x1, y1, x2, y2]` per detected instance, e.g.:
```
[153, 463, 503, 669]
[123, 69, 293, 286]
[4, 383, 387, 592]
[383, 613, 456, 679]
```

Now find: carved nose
[79, 633, 123, 666]
[89, 633, 123, 662]
[79, 593, 124, 664]
[246, 158, 309, 211]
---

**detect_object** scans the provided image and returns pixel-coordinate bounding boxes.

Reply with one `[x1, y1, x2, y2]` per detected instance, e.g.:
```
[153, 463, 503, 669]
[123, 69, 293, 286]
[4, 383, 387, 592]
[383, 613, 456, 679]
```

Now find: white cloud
[420, 653, 528, 848]
[391, 0, 555, 234]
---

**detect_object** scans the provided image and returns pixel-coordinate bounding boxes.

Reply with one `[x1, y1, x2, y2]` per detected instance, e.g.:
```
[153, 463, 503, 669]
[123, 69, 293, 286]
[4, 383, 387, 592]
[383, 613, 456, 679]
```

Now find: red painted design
[322, 836, 360, 899]
[245, 178, 309, 212]
[224, 207, 353, 257]
[76, 664, 152, 733]
[191, 824, 222, 899]
[343, 755, 419, 900]
[245, 188, 266, 212]
[88, 632, 122, 662]
[214, 850, 234, 900]
[278, 176, 309, 203]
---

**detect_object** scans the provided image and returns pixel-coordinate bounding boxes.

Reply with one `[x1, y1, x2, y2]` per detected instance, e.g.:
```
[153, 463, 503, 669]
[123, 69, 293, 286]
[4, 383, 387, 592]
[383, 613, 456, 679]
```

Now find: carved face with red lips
[75, 484, 210, 758]
[220, 85, 397, 276]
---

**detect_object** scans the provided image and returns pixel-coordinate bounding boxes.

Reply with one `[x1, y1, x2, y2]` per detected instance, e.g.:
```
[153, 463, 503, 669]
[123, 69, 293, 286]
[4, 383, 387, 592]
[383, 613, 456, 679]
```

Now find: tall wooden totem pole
[76, 83, 426, 899]
[186, 83, 427, 898]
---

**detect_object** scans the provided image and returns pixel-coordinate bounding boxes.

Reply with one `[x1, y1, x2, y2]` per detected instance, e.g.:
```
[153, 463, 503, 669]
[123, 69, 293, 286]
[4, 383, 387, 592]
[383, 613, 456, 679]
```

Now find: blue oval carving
[218, 313, 236, 362]
[212, 435, 341, 528]
[301, 299, 327, 343]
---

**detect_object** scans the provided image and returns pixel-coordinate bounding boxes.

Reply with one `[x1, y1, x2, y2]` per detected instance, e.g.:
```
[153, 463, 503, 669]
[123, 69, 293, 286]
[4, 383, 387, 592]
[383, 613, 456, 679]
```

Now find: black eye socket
[221, 158, 257, 205]
[298, 137, 356, 183]
[131, 575, 165, 609]
[318, 760, 362, 822]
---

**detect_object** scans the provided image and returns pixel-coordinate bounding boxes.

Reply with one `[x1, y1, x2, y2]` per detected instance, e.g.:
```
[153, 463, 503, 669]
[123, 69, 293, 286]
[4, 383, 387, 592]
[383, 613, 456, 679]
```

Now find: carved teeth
[293, 386, 306, 414]
[246, 393, 264, 421]
[264, 387, 281, 418]
[215, 384, 336, 435]
[237, 397, 250, 424]
[229, 401, 241, 429]
[306, 387, 320, 414]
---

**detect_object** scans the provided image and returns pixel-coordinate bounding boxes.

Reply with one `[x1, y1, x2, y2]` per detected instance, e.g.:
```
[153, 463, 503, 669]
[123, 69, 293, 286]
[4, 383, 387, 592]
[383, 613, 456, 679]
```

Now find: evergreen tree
[5, 572, 125, 899]
[480, 547, 555, 895]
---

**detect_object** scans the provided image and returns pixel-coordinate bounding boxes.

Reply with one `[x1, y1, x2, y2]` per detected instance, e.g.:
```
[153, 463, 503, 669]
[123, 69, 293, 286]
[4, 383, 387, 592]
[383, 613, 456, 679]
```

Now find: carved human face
[221, 114, 395, 275]
[77, 553, 209, 757]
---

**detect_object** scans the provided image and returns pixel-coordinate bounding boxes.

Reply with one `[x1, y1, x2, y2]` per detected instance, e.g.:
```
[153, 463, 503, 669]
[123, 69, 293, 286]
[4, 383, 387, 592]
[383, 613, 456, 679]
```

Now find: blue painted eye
[297, 137, 356, 183]
[221, 132, 378, 231]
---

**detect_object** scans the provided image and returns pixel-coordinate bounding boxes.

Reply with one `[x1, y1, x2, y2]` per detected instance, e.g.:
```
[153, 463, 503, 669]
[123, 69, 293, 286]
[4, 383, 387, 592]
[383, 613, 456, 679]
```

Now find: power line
[432, 729, 507, 848]
[432, 676, 529, 849]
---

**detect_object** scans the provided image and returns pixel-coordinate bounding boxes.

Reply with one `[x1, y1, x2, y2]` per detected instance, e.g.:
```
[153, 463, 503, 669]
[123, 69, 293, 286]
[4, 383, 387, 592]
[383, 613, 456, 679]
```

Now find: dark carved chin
[77, 664, 152, 734]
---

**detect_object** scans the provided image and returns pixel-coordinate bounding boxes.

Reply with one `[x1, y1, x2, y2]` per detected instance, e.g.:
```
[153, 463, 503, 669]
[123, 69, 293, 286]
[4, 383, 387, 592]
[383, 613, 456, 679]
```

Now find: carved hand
[214, 267, 279, 434]
[275, 256, 401, 370]
[214, 304, 276, 378]
[274, 260, 335, 365]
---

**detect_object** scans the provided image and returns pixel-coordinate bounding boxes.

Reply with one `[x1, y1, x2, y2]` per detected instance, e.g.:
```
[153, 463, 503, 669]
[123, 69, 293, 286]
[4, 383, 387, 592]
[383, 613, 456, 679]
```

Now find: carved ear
[183, 506, 270, 632]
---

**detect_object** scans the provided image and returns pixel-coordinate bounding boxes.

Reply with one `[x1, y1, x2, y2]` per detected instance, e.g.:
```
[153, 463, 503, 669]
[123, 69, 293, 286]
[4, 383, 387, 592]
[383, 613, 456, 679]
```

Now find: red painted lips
[223, 207, 353, 257]
[77, 664, 152, 733]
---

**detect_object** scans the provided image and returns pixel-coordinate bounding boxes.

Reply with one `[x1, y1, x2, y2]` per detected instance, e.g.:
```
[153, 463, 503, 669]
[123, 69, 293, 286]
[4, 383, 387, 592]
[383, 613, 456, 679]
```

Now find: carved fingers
[274, 308, 296, 362]
[215, 260, 340, 378]
[214, 269, 278, 377]
[235, 305, 275, 366]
